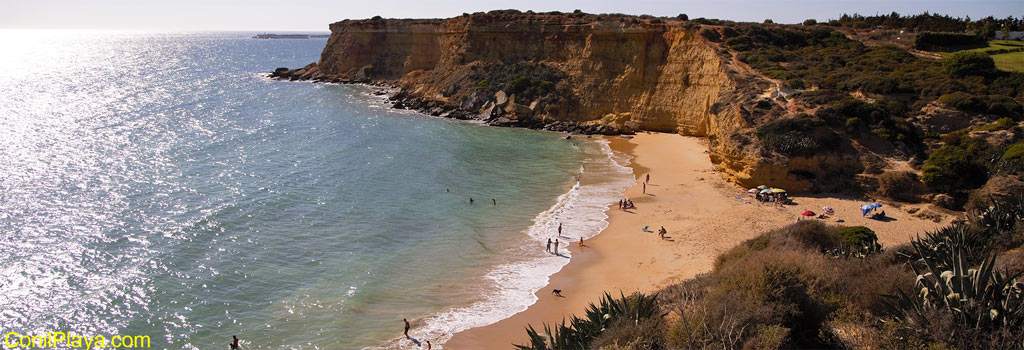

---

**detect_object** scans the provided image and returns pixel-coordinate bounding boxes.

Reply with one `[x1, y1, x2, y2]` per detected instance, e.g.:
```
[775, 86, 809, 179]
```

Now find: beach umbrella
[861, 204, 874, 216]
[802, 210, 816, 216]
[748, 188, 759, 193]
[822, 206, 834, 214]
[760, 189, 773, 193]
[870, 203, 883, 209]
[771, 188, 786, 193]
[757, 185, 768, 189]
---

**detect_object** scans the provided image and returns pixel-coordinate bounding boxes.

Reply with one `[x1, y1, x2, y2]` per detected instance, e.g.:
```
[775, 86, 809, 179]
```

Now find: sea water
[0, 31, 634, 349]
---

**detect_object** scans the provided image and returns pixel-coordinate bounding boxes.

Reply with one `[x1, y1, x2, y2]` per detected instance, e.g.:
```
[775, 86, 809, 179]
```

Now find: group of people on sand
[754, 192, 788, 208]
[618, 199, 635, 210]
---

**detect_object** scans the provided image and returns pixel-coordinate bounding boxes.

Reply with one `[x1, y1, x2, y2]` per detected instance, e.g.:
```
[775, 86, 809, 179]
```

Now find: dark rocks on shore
[265, 66, 634, 136]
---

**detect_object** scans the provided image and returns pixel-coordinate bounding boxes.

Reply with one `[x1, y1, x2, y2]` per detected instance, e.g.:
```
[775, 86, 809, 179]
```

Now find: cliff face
[317, 15, 743, 135]
[279, 13, 827, 192]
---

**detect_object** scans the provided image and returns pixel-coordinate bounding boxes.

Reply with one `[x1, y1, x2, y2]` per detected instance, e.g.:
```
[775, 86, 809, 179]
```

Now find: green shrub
[720, 26, 739, 38]
[942, 51, 996, 77]
[921, 145, 989, 192]
[786, 78, 805, 89]
[699, 28, 721, 42]
[1001, 142, 1024, 170]
[676, 13, 688, 21]
[975, 118, 1016, 132]
[803, 19, 818, 26]
[845, 117, 863, 131]
[837, 226, 877, 246]
[938, 91, 985, 111]
[725, 36, 753, 51]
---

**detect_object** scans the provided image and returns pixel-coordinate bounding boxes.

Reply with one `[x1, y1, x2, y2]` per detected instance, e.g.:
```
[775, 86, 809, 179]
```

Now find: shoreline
[442, 132, 953, 349]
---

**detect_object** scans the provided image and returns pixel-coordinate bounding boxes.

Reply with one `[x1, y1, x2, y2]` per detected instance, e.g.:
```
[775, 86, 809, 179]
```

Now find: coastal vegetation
[704, 15, 1023, 204]
[517, 196, 1024, 349]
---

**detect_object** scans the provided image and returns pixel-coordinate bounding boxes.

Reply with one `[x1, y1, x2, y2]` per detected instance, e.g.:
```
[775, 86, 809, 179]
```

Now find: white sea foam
[369, 138, 635, 350]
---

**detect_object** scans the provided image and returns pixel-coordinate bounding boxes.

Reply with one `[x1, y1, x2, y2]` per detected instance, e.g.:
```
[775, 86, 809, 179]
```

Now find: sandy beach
[443, 132, 954, 349]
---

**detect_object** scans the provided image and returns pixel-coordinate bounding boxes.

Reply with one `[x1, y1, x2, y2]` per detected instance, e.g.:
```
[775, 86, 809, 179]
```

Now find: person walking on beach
[404, 318, 410, 337]
[553, 239, 559, 255]
[643, 182, 646, 194]
[546, 238, 551, 253]
[426, 341, 431, 350]
[646, 173, 650, 183]
[578, 237, 583, 247]
[558, 223, 562, 236]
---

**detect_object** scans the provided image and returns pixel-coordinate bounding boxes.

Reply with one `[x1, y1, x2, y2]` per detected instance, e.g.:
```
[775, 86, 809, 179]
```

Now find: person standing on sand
[546, 238, 551, 253]
[643, 182, 646, 194]
[646, 173, 650, 183]
[426, 341, 431, 350]
[558, 223, 562, 235]
[578, 237, 583, 247]
[230, 335, 239, 349]
[553, 239, 559, 255]
[404, 318, 410, 337]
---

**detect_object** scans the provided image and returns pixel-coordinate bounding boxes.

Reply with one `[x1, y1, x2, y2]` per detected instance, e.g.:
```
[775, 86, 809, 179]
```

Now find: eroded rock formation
[272, 13, 833, 192]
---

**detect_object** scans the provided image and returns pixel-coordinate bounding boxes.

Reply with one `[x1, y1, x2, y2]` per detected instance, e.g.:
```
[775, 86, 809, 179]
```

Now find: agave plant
[515, 292, 659, 350]
[887, 230, 1024, 333]
[970, 193, 1024, 237]
[906, 224, 990, 270]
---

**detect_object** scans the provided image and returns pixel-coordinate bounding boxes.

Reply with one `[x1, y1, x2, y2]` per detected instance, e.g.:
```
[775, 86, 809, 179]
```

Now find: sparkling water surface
[0, 31, 632, 349]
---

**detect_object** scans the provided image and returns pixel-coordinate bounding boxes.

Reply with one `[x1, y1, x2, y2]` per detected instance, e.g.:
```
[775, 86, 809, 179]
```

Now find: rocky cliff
[273, 12, 833, 192]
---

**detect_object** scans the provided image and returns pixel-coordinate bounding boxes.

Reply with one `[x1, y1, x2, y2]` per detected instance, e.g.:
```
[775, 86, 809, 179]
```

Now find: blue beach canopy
[861, 203, 883, 216]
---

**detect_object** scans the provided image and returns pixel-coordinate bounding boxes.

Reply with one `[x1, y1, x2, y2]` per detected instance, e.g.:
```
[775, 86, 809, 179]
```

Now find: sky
[1, 0, 1020, 31]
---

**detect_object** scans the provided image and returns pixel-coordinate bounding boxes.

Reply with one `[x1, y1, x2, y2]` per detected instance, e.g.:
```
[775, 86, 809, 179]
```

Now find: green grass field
[933, 40, 1024, 72]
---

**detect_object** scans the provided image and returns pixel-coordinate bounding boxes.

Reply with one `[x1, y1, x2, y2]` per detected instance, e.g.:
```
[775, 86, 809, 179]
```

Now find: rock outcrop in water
[271, 12, 842, 192]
